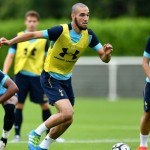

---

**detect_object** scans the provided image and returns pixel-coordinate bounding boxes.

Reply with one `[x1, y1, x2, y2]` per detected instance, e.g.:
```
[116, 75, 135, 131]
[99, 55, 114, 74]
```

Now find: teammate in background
[2, 11, 52, 142]
[137, 37, 150, 150]
[0, 70, 18, 150]
[0, 3, 113, 150]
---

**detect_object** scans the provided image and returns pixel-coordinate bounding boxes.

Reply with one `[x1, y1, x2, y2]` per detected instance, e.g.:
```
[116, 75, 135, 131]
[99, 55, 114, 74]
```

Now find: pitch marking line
[8, 139, 139, 144]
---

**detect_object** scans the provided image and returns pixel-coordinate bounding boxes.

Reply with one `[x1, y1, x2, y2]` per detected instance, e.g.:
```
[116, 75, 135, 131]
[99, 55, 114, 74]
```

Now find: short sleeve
[93, 43, 103, 51]
[47, 25, 63, 41]
[8, 47, 16, 54]
[144, 37, 150, 58]
[8, 35, 17, 54]
[88, 29, 101, 48]
[42, 30, 49, 39]
[0, 71, 9, 86]
[0, 71, 5, 83]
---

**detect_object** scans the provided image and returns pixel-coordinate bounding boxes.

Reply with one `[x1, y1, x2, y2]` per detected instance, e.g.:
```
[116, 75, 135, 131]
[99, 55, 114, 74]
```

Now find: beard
[75, 17, 87, 30]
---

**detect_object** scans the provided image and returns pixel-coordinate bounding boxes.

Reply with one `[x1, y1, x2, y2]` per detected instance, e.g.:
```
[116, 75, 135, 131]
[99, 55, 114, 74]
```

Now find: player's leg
[138, 112, 150, 150]
[37, 74, 74, 149]
[29, 76, 52, 133]
[40, 102, 65, 142]
[38, 100, 73, 149]
[0, 95, 17, 149]
[50, 77, 75, 143]
[12, 73, 29, 142]
[28, 99, 73, 150]
[34, 99, 73, 150]
[138, 82, 150, 150]
[28, 71, 74, 150]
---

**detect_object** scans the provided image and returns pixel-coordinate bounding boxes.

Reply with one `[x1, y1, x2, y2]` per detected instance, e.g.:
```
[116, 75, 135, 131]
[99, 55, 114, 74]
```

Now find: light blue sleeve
[144, 51, 150, 58]
[42, 30, 49, 39]
[92, 43, 103, 52]
[1, 75, 9, 86]
[8, 47, 16, 54]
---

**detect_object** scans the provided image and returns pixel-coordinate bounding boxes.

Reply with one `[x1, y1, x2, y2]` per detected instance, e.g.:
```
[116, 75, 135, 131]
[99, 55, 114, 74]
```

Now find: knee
[62, 110, 74, 123]
[16, 103, 24, 109]
[65, 116, 73, 126]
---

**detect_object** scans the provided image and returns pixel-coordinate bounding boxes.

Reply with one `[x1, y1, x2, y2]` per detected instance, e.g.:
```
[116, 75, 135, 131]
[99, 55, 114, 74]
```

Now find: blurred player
[137, 38, 150, 150]
[0, 3, 113, 150]
[2, 10, 52, 142]
[0, 70, 18, 150]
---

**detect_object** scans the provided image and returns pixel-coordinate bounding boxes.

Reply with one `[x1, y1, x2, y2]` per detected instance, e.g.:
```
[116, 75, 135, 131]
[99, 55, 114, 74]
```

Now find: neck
[71, 22, 82, 34]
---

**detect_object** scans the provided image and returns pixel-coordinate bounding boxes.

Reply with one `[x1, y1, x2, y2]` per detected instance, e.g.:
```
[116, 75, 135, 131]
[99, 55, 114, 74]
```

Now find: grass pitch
[0, 98, 143, 150]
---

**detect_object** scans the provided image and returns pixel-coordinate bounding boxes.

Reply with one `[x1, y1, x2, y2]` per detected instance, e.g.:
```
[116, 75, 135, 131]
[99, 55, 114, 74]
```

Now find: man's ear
[71, 13, 75, 20]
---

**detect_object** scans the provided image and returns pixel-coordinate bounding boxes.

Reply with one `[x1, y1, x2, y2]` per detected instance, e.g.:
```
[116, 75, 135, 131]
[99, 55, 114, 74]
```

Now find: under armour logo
[59, 48, 79, 60]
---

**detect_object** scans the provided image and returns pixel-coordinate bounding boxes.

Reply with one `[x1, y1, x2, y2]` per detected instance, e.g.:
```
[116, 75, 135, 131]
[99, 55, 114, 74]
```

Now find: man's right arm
[1, 25, 63, 47]
[1, 31, 44, 46]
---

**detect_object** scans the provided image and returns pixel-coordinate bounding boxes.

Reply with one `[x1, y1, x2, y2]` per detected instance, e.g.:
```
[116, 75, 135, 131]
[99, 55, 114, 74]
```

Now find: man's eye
[79, 14, 89, 17]
[79, 14, 85, 17]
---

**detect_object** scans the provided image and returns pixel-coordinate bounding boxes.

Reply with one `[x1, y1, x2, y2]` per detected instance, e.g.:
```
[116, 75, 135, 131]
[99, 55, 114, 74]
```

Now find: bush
[89, 18, 150, 56]
[0, 18, 150, 75]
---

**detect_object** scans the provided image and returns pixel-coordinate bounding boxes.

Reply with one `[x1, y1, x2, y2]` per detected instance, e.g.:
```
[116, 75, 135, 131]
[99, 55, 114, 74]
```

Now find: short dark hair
[72, 3, 88, 14]
[25, 10, 40, 20]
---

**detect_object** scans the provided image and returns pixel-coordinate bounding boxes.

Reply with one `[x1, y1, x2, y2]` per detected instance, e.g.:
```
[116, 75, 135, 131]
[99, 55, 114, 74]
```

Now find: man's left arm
[88, 29, 113, 63]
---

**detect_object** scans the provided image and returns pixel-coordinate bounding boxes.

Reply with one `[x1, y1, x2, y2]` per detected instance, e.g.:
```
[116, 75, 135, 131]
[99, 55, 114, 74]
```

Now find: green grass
[0, 98, 143, 150]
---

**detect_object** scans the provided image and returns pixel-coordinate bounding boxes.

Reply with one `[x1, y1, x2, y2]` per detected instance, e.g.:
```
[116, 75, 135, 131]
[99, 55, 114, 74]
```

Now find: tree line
[0, 0, 150, 19]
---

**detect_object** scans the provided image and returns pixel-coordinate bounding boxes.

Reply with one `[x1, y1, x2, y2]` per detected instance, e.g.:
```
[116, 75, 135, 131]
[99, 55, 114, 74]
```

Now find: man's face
[72, 6, 89, 30]
[25, 16, 39, 31]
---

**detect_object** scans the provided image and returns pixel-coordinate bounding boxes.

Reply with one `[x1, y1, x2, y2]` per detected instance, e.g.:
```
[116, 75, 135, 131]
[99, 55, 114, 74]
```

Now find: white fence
[72, 57, 144, 100]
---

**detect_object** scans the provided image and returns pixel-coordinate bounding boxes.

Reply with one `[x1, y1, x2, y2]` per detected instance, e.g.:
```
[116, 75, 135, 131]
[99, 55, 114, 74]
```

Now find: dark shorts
[40, 70, 75, 106]
[14, 73, 48, 104]
[143, 82, 150, 112]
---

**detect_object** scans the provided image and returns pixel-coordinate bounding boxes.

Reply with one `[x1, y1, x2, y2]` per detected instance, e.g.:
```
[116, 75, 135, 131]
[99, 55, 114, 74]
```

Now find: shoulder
[87, 28, 100, 48]
[48, 25, 63, 35]
[47, 25, 63, 41]
[143, 37, 150, 58]
[87, 28, 96, 36]
[145, 37, 150, 52]
[47, 24, 71, 41]
[147, 37, 150, 45]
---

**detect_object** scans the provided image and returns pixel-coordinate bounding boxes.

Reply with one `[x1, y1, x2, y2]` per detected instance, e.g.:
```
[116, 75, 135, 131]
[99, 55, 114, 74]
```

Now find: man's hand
[103, 43, 113, 55]
[0, 37, 11, 47]
[98, 43, 113, 63]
